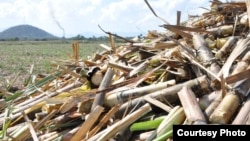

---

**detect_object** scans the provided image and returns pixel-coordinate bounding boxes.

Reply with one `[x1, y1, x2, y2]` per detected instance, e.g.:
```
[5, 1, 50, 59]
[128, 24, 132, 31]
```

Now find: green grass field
[0, 40, 107, 87]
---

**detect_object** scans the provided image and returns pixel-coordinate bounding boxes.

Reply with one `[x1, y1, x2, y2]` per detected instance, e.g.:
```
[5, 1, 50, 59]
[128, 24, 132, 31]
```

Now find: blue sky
[0, 0, 212, 37]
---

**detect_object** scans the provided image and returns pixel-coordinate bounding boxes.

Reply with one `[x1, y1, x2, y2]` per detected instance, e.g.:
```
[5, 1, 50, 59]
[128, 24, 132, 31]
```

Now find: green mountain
[0, 24, 58, 40]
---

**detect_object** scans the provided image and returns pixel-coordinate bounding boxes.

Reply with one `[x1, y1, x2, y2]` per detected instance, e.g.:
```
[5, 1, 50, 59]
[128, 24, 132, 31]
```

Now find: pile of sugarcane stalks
[0, 0, 250, 141]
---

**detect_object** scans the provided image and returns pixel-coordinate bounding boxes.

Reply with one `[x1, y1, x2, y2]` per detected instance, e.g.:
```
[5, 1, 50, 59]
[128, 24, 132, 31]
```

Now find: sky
[0, 0, 212, 38]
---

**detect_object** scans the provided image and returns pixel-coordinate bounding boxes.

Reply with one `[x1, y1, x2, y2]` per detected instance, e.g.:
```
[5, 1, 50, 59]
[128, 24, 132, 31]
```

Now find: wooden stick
[177, 86, 207, 124]
[91, 68, 114, 111]
[70, 105, 104, 141]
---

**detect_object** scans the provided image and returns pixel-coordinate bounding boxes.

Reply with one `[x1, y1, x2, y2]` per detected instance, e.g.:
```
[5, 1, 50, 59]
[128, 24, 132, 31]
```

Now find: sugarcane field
[0, 0, 250, 141]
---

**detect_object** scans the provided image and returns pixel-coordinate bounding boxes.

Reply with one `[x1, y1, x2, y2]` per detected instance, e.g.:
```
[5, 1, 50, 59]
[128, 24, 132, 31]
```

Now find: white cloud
[0, 0, 211, 37]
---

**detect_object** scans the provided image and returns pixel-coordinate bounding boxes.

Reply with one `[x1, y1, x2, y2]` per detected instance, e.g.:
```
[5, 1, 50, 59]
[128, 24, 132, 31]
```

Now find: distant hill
[0, 24, 58, 40]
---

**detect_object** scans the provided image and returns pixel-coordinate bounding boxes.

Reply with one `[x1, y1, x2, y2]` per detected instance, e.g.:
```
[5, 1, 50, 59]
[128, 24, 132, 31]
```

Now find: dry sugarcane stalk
[87, 104, 120, 138]
[3, 1, 250, 140]
[99, 44, 112, 51]
[114, 75, 209, 119]
[12, 81, 82, 115]
[89, 103, 152, 141]
[98, 25, 137, 43]
[246, 113, 250, 125]
[226, 57, 250, 86]
[10, 124, 29, 140]
[108, 62, 133, 74]
[233, 76, 250, 98]
[114, 128, 133, 141]
[192, 33, 221, 75]
[109, 34, 116, 51]
[34, 109, 58, 129]
[204, 90, 224, 118]
[207, 25, 234, 37]
[226, 68, 250, 84]
[117, 46, 139, 58]
[62, 126, 80, 141]
[105, 79, 176, 107]
[133, 41, 177, 50]
[72, 41, 79, 66]
[215, 37, 229, 49]
[239, 12, 248, 25]
[162, 25, 212, 34]
[91, 68, 114, 111]
[199, 90, 221, 111]
[217, 38, 250, 78]
[0, 99, 6, 109]
[70, 105, 104, 141]
[215, 36, 238, 60]
[128, 60, 150, 77]
[144, 0, 170, 25]
[165, 35, 222, 84]
[22, 111, 39, 141]
[13, 109, 58, 141]
[39, 131, 58, 141]
[245, 0, 250, 27]
[177, 86, 207, 124]
[206, 70, 250, 121]
[51, 112, 74, 125]
[232, 94, 250, 124]
[139, 130, 155, 140]
[144, 96, 172, 112]
[230, 51, 250, 76]
[43, 133, 60, 141]
[176, 11, 181, 25]
[0, 80, 80, 127]
[3, 122, 26, 136]
[209, 91, 240, 124]
[164, 25, 193, 39]
[138, 49, 156, 60]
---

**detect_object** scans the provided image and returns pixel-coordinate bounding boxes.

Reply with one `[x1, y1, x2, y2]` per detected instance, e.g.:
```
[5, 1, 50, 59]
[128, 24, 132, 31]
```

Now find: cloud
[0, 0, 212, 37]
